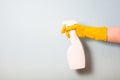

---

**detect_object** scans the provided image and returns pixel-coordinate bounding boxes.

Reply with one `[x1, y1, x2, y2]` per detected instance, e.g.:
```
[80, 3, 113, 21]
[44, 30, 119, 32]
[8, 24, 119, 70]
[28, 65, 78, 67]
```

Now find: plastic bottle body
[67, 30, 85, 69]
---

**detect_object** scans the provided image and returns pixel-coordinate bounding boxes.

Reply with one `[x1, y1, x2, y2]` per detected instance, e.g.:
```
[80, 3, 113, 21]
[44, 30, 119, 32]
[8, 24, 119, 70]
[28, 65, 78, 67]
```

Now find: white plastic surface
[62, 20, 85, 69]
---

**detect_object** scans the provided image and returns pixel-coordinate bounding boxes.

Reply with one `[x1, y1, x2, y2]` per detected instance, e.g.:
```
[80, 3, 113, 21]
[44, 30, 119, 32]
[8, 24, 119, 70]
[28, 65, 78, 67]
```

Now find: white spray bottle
[62, 20, 85, 70]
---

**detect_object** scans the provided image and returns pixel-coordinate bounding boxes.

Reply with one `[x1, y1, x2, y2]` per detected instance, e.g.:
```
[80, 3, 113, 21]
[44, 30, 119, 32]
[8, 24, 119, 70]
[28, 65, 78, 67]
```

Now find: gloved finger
[65, 30, 70, 38]
[66, 25, 76, 31]
[61, 24, 66, 34]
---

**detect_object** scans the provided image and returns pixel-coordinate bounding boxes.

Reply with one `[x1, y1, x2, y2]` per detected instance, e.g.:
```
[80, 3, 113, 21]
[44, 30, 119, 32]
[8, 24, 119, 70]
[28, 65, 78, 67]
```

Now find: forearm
[84, 26, 120, 43]
[107, 27, 120, 43]
[74, 25, 120, 43]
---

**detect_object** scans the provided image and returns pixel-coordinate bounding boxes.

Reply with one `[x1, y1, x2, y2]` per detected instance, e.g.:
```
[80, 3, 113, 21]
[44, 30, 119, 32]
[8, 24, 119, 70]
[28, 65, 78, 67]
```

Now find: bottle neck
[69, 30, 80, 44]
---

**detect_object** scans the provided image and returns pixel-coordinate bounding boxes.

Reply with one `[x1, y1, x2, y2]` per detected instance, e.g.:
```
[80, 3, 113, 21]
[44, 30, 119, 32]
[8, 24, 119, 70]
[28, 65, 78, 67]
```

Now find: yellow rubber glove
[61, 24, 107, 41]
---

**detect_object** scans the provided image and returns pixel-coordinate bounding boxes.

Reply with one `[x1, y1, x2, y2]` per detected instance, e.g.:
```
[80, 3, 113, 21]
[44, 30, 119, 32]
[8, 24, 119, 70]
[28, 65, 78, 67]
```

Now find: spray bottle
[62, 20, 85, 69]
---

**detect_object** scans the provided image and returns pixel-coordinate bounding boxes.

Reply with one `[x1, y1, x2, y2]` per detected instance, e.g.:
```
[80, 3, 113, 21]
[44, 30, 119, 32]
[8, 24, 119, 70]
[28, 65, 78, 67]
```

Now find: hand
[61, 24, 86, 38]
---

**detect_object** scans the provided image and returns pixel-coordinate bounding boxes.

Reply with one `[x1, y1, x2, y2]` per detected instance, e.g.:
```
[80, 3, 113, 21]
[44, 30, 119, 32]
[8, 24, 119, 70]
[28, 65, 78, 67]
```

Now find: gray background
[0, 0, 120, 80]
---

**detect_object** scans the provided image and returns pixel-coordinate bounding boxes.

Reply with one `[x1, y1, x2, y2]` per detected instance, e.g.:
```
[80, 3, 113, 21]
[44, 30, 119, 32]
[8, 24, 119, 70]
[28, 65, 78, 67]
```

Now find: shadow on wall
[75, 39, 93, 75]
